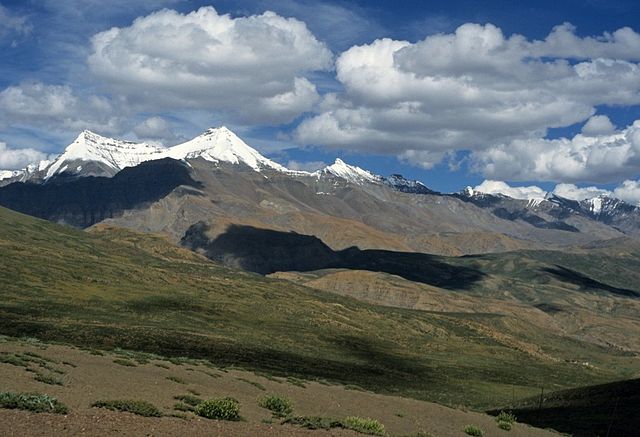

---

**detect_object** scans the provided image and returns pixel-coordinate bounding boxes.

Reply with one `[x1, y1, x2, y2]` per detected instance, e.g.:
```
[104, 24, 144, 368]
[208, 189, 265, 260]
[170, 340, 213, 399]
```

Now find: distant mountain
[0, 127, 287, 185]
[0, 126, 639, 256]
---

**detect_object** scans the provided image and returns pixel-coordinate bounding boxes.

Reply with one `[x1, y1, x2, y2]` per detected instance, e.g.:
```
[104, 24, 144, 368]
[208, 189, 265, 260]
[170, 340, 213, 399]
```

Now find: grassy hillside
[0, 206, 628, 410]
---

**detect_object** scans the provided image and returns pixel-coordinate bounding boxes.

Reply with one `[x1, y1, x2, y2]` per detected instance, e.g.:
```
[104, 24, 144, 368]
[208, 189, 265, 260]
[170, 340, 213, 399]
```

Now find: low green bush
[174, 394, 202, 407]
[496, 410, 516, 431]
[343, 416, 386, 436]
[282, 416, 343, 430]
[498, 421, 512, 430]
[195, 397, 240, 421]
[0, 391, 68, 414]
[464, 425, 484, 436]
[92, 400, 163, 417]
[258, 394, 293, 417]
[284, 415, 386, 435]
[113, 358, 136, 367]
[34, 372, 63, 386]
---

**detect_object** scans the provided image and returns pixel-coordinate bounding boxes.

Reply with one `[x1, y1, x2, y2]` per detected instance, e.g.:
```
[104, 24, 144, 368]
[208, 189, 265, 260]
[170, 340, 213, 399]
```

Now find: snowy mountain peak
[14, 127, 287, 180]
[166, 127, 286, 172]
[321, 158, 380, 184]
[45, 131, 162, 179]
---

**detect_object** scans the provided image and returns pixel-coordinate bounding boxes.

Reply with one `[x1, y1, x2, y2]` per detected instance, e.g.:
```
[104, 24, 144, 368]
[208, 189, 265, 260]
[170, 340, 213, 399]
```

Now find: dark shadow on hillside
[490, 378, 640, 437]
[181, 223, 485, 290]
[0, 158, 202, 228]
[542, 265, 639, 297]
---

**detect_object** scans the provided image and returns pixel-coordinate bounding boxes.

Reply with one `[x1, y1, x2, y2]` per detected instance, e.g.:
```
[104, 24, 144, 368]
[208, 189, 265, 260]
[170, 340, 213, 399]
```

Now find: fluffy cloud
[133, 116, 180, 144]
[581, 115, 616, 136]
[472, 119, 640, 183]
[88, 6, 332, 124]
[553, 183, 612, 201]
[0, 142, 48, 170]
[613, 180, 640, 205]
[295, 23, 640, 174]
[473, 179, 640, 206]
[0, 82, 123, 134]
[473, 180, 547, 200]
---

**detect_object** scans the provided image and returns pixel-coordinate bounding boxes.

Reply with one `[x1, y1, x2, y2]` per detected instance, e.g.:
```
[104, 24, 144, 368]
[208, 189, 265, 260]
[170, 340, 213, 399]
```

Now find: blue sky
[2, 0, 640, 199]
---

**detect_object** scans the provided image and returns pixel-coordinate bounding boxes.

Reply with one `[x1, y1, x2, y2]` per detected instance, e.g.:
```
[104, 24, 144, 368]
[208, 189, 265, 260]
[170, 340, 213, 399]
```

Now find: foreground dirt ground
[0, 338, 559, 436]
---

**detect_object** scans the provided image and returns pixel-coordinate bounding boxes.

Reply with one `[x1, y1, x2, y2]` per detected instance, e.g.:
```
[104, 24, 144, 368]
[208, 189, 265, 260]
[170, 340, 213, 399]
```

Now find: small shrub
[258, 394, 293, 417]
[0, 391, 68, 414]
[154, 362, 170, 369]
[174, 394, 202, 407]
[113, 358, 136, 367]
[464, 425, 484, 436]
[187, 388, 201, 395]
[236, 377, 266, 391]
[34, 372, 63, 386]
[166, 376, 186, 384]
[344, 384, 365, 391]
[0, 353, 28, 367]
[498, 421, 512, 431]
[173, 402, 194, 412]
[283, 416, 342, 430]
[195, 397, 240, 421]
[92, 400, 162, 417]
[496, 410, 516, 424]
[286, 377, 306, 388]
[343, 416, 386, 436]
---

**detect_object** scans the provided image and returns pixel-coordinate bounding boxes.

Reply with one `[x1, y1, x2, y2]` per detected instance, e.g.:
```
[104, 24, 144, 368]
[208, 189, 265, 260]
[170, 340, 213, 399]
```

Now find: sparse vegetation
[464, 425, 484, 436]
[282, 416, 343, 430]
[194, 397, 240, 421]
[173, 402, 194, 412]
[0, 205, 637, 415]
[236, 377, 266, 391]
[34, 372, 63, 386]
[286, 377, 306, 388]
[0, 391, 68, 414]
[496, 410, 516, 431]
[113, 358, 136, 367]
[258, 394, 293, 417]
[154, 362, 170, 369]
[343, 416, 386, 436]
[283, 416, 386, 435]
[174, 394, 202, 407]
[92, 400, 163, 417]
[166, 376, 186, 384]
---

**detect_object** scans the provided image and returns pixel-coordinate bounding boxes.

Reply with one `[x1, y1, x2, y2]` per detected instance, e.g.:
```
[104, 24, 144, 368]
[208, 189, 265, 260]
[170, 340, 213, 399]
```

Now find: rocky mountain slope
[0, 127, 639, 256]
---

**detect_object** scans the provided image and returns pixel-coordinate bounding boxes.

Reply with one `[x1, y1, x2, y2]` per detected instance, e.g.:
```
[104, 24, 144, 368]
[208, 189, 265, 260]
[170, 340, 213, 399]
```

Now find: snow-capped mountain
[0, 127, 288, 185]
[161, 127, 286, 172]
[317, 158, 380, 184]
[382, 174, 435, 194]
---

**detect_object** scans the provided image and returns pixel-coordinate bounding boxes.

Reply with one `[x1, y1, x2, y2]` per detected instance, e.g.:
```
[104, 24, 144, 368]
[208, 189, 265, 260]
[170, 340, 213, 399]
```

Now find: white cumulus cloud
[0, 82, 124, 135]
[472, 119, 640, 183]
[295, 22, 640, 177]
[552, 183, 612, 201]
[0, 142, 48, 170]
[613, 180, 640, 205]
[473, 180, 547, 200]
[581, 115, 616, 136]
[88, 6, 333, 124]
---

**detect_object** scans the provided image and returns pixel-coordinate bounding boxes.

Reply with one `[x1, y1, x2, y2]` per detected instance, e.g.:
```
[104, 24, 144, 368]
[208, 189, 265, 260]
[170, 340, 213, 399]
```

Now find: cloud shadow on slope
[181, 222, 485, 290]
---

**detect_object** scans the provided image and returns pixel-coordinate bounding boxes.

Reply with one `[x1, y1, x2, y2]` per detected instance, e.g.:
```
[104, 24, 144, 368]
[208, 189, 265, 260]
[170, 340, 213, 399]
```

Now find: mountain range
[1, 127, 639, 256]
